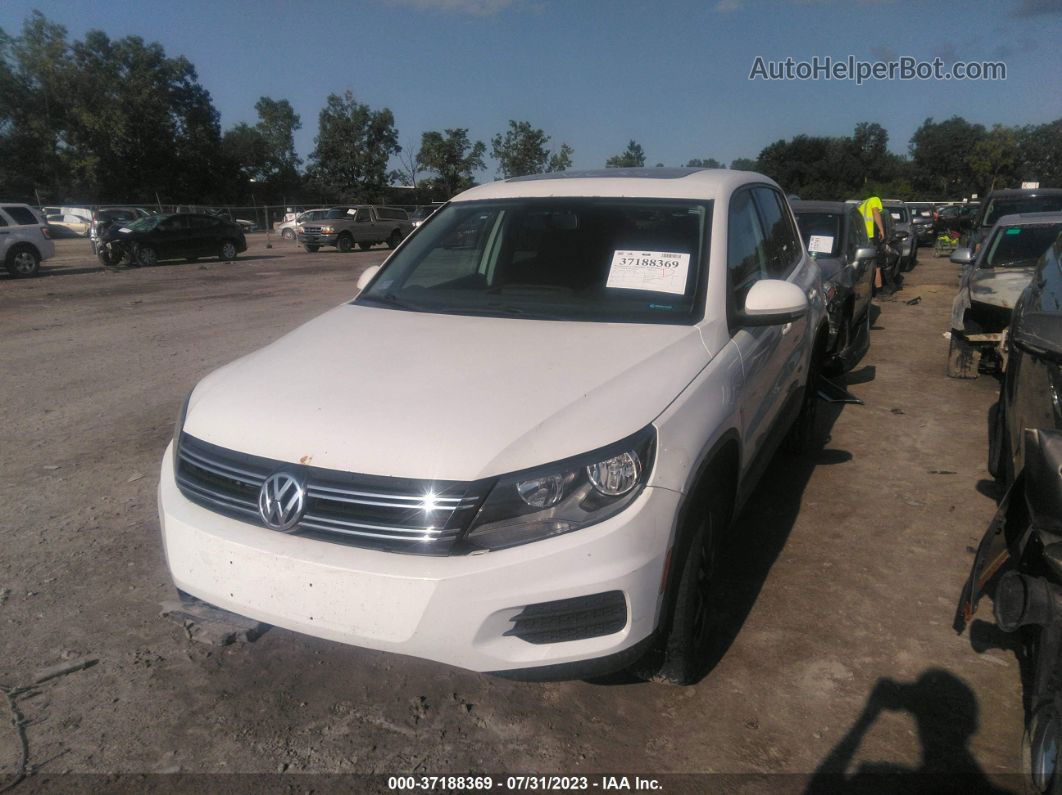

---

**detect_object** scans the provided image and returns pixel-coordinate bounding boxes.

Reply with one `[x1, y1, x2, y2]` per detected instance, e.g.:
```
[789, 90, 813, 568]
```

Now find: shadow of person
[807, 669, 1009, 793]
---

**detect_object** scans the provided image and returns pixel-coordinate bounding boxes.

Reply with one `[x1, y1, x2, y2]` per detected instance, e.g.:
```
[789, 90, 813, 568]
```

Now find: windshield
[984, 196, 1062, 227]
[887, 206, 908, 222]
[128, 215, 161, 232]
[100, 209, 139, 222]
[984, 224, 1062, 269]
[356, 198, 712, 324]
[794, 211, 842, 258]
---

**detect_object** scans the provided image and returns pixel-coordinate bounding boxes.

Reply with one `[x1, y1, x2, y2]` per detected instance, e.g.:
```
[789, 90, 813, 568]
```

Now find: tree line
[2, 12, 1059, 208]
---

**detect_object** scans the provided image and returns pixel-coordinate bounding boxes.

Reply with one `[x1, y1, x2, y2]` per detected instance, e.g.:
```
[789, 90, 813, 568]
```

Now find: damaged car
[946, 213, 1062, 379]
[792, 200, 876, 373]
[97, 212, 247, 267]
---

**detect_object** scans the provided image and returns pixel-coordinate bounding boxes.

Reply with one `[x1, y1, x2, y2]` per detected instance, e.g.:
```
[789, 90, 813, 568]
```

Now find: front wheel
[281, 228, 295, 240]
[358, 241, 373, 251]
[387, 230, 403, 250]
[304, 245, 319, 253]
[219, 240, 238, 261]
[946, 334, 980, 379]
[336, 234, 353, 253]
[636, 487, 728, 686]
[785, 334, 824, 454]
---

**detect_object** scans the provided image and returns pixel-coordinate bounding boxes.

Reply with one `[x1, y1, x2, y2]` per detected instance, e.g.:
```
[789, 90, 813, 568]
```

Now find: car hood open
[184, 304, 713, 481]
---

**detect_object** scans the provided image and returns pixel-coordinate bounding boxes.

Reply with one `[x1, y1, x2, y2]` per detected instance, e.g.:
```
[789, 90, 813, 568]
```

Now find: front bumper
[157, 443, 677, 673]
[298, 233, 338, 247]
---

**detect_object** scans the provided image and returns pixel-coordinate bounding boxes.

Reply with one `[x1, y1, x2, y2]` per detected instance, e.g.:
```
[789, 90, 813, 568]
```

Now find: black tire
[784, 332, 825, 454]
[358, 241, 373, 251]
[337, 234, 353, 253]
[387, 230, 402, 250]
[281, 228, 295, 240]
[136, 244, 158, 267]
[5, 245, 40, 277]
[987, 398, 1011, 486]
[946, 334, 980, 379]
[219, 240, 238, 261]
[638, 487, 729, 686]
[304, 244, 319, 253]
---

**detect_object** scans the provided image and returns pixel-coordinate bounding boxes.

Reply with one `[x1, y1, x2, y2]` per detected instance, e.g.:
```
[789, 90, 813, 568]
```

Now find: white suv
[159, 169, 825, 683]
[2, 203, 54, 277]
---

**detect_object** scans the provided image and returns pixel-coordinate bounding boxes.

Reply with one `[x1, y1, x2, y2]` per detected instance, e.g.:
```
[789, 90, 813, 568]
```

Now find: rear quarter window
[3, 206, 40, 226]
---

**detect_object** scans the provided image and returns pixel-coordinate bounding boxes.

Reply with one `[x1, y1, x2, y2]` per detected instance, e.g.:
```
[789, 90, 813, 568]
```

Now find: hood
[184, 304, 713, 481]
[969, 266, 1037, 309]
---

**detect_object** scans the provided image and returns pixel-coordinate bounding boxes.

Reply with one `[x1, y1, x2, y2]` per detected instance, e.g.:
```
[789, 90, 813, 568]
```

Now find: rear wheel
[136, 244, 158, 267]
[5, 245, 40, 277]
[337, 234, 353, 253]
[219, 240, 238, 261]
[387, 230, 402, 250]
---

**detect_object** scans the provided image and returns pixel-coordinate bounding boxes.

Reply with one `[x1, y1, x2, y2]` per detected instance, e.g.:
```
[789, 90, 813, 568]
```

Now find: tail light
[40, 225, 51, 239]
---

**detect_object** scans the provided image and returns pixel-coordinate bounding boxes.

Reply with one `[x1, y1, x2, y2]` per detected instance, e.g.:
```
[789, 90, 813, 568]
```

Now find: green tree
[686, 158, 724, 168]
[605, 140, 645, 168]
[970, 124, 1020, 194]
[547, 143, 574, 172]
[307, 91, 400, 201]
[851, 121, 889, 184]
[909, 116, 987, 196]
[491, 120, 550, 178]
[730, 157, 759, 171]
[1017, 119, 1062, 187]
[417, 128, 486, 197]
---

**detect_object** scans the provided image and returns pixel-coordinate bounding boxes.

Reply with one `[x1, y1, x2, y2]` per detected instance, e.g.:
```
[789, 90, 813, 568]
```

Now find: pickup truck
[298, 206, 413, 253]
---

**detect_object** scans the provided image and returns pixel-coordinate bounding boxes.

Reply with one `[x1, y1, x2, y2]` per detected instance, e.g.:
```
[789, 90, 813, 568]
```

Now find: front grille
[503, 591, 628, 644]
[175, 433, 485, 555]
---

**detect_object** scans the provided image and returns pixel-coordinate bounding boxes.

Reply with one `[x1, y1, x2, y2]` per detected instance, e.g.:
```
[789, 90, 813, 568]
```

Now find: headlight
[171, 390, 192, 469]
[463, 427, 655, 551]
[320, 226, 335, 234]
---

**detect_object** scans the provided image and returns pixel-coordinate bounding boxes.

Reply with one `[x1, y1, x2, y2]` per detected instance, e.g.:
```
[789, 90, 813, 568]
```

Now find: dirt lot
[0, 236, 1023, 789]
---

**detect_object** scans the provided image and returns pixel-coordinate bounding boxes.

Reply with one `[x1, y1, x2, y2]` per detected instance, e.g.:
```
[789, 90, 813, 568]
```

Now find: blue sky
[3, 0, 1061, 178]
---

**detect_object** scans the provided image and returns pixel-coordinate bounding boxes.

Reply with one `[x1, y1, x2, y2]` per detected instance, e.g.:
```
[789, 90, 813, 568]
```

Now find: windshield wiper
[357, 293, 424, 312]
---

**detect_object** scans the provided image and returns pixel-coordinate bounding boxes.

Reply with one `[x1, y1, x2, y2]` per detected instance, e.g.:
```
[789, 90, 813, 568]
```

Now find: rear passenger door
[727, 187, 787, 465]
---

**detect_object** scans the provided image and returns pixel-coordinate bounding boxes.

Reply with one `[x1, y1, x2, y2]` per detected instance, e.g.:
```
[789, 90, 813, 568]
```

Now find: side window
[354, 209, 371, 223]
[727, 189, 767, 310]
[753, 188, 800, 277]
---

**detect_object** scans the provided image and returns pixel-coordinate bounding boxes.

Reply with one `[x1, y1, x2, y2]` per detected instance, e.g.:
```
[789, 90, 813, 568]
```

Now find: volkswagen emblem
[258, 471, 305, 532]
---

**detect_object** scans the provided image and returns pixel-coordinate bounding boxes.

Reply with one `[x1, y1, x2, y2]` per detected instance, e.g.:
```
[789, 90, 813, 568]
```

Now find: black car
[989, 228, 1062, 485]
[98, 212, 247, 267]
[968, 189, 1062, 252]
[933, 203, 978, 238]
[958, 230, 1062, 792]
[792, 200, 877, 373]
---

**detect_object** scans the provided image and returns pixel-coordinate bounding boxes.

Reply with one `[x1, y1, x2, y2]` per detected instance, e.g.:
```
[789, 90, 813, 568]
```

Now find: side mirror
[739, 279, 809, 326]
[853, 246, 877, 264]
[1012, 311, 1062, 360]
[891, 230, 910, 242]
[356, 265, 380, 291]
[950, 248, 974, 265]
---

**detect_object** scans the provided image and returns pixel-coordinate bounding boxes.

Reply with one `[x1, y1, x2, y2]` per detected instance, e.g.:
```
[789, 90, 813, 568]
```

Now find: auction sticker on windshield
[808, 235, 834, 254]
[606, 250, 690, 295]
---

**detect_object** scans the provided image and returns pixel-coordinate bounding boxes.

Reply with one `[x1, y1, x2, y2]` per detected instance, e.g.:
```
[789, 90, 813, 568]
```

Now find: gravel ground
[0, 236, 1023, 790]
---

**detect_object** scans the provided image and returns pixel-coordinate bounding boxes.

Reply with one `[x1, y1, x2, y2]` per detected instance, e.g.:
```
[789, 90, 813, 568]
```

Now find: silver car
[947, 212, 1062, 378]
